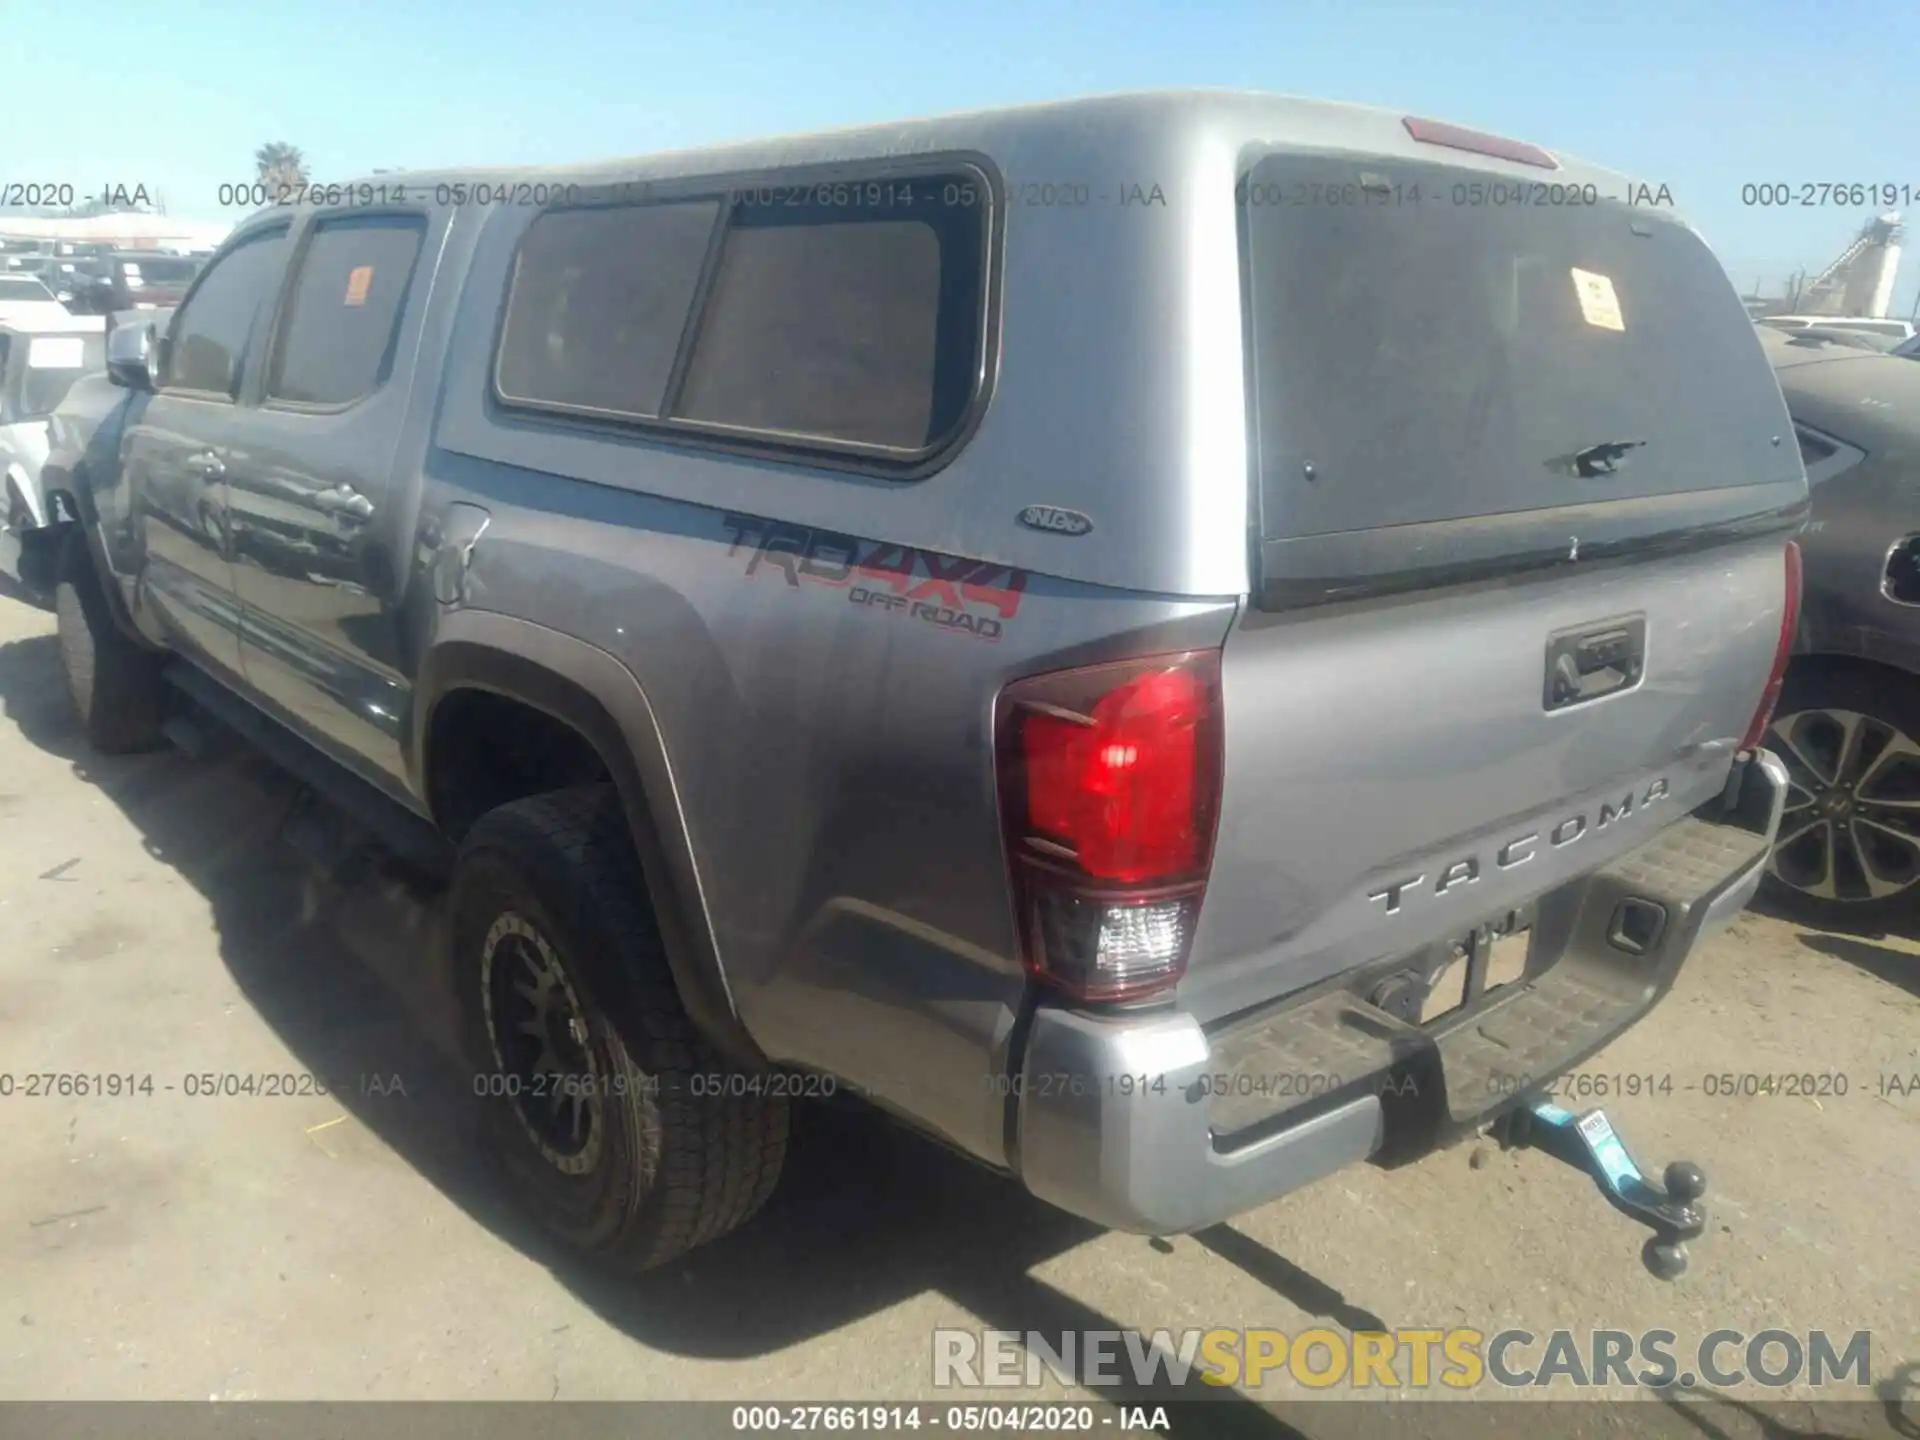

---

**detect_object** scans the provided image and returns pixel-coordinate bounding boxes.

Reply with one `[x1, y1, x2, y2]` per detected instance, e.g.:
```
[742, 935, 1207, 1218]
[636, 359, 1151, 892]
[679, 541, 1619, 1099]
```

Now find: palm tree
[254, 142, 311, 193]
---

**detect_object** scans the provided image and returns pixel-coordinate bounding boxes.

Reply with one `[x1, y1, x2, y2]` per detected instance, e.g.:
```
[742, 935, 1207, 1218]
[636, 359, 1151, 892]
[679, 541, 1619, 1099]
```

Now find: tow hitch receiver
[1498, 1100, 1708, 1280]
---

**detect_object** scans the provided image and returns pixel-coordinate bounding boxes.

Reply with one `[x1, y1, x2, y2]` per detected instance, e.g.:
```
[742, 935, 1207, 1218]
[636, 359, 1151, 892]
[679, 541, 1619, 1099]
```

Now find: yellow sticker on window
[344, 265, 373, 307]
[1570, 267, 1625, 331]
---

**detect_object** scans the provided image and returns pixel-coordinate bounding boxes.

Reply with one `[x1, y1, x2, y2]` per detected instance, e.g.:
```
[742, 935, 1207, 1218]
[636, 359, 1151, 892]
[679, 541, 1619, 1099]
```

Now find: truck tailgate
[1187, 144, 1805, 1024]
[1187, 539, 1789, 1023]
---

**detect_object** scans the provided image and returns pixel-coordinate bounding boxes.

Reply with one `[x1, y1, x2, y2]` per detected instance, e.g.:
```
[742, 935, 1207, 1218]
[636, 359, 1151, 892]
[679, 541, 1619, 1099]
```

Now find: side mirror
[106, 320, 159, 391]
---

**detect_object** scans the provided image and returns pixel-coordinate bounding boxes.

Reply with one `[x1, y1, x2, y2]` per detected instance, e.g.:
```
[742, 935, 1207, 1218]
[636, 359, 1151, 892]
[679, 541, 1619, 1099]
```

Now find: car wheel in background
[1760, 659, 1920, 927]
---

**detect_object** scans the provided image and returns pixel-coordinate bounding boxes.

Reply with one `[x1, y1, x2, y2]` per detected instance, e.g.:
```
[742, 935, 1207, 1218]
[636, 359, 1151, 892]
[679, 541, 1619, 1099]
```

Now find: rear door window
[133, 257, 199, 285]
[1243, 152, 1792, 539]
[266, 215, 425, 406]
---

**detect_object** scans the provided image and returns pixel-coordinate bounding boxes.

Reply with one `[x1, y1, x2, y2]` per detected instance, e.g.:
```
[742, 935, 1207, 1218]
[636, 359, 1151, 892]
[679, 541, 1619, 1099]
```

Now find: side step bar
[162, 661, 454, 883]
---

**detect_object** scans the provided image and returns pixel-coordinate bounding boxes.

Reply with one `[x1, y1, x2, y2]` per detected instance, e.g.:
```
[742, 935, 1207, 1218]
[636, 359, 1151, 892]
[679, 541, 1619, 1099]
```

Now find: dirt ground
[0, 569, 1914, 1431]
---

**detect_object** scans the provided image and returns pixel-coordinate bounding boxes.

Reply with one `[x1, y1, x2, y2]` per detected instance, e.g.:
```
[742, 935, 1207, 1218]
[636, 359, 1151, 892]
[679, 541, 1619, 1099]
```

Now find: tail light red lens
[1021, 666, 1214, 882]
[995, 651, 1223, 1003]
[1739, 539, 1803, 752]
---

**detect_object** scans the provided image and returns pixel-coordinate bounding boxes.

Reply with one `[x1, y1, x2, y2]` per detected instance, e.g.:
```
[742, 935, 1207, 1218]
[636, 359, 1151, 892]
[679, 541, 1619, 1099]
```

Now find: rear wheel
[54, 533, 168, 754]
[1760, 661, 1920, 927]
[451, 785, 787, 1271]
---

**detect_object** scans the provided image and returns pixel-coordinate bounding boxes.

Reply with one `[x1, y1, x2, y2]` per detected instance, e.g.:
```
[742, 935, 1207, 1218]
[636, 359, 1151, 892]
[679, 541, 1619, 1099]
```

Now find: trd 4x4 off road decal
[722, 514, 1027, 642]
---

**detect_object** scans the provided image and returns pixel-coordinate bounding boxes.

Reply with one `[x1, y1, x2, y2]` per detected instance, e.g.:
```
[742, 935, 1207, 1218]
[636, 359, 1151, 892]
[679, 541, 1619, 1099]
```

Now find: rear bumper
[1688, 763, 1782, 940]
[1012, 748, 1787, 1235]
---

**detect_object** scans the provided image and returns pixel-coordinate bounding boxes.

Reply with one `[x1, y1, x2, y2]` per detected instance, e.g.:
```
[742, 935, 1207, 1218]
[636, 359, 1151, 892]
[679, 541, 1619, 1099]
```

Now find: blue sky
[12, 0, 1918, 315]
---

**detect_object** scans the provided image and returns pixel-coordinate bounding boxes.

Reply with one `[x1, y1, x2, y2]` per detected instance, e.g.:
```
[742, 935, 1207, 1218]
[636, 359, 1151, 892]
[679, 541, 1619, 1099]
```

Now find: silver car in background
[10, 310, 174, 598]
[0, 311, 107, 591]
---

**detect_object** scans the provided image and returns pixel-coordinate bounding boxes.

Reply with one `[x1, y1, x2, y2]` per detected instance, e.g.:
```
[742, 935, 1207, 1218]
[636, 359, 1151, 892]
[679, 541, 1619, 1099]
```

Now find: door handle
[1544, 615, 1648, 711]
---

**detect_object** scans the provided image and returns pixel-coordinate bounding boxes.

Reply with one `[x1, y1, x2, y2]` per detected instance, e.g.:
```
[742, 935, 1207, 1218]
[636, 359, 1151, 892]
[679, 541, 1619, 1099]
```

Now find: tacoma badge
[1018, 505, 1093, 537]
[1365, 777, 1671, 915]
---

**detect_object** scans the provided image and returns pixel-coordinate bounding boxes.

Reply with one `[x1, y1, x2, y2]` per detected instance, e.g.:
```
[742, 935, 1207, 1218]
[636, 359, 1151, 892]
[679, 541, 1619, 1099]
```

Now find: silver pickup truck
[42, 91, 1800, 1277]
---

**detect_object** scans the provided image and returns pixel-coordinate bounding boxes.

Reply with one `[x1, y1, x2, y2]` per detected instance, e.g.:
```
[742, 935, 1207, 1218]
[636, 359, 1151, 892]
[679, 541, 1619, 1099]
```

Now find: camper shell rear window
[1242, 150, 1793, 541]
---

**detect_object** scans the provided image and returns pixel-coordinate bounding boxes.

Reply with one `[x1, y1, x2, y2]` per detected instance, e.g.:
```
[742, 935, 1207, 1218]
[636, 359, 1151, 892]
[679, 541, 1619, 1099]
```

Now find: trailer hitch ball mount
[1497, 1099, 1708, 1280]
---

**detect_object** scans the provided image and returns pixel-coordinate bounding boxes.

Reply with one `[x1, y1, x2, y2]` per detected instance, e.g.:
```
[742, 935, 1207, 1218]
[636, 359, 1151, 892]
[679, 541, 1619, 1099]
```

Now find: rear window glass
[2, 333, 104, 418]
[494, 171, 989, 462]
[121, 257, 199, 284]
[16, 334, 105, 415]
[1243, 153, 1792, 538]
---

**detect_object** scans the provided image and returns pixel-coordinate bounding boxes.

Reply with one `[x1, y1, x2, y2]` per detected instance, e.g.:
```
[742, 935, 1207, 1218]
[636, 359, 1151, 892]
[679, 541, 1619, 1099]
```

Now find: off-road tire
[1759, 658, 1920, 929]
[54, 533, 168, 754]
[451, 784, 788, 1271]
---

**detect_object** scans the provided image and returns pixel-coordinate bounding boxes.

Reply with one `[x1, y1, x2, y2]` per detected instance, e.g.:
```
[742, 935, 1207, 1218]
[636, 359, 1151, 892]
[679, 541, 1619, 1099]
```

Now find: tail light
[1739, 540, 1803, 751]
[994, 651, 1223, 1003]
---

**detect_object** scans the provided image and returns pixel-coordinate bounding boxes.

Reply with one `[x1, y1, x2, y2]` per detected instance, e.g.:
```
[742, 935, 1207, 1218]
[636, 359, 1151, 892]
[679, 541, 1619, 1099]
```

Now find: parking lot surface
[0, 578, 1914, 1425]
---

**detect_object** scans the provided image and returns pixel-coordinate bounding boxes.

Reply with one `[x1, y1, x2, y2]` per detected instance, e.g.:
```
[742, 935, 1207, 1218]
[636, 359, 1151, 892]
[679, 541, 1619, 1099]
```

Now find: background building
[0, 211, 232, 253]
